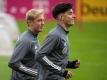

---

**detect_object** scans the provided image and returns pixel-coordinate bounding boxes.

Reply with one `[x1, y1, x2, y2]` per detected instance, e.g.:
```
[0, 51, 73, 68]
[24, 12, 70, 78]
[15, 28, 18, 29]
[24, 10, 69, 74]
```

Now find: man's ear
[58, 14, 64, 21]
[27, 20, 33, 26]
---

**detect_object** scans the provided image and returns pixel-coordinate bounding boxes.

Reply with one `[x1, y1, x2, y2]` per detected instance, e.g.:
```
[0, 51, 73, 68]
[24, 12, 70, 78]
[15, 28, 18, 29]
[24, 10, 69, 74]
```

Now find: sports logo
[62, 42, 67, 54]
[35, 45, 38, 50]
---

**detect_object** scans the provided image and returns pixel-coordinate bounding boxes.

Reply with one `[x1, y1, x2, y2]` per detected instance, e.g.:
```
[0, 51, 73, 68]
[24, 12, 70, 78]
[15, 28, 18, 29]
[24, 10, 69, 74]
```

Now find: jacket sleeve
[8, 40, 37, 77]
[37, 34, 67, 77]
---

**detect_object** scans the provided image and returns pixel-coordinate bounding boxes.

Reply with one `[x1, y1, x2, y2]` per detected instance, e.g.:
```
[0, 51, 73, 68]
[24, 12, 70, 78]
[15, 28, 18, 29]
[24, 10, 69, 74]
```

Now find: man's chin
[68, 23, 74, 27]
[39, 29, 43, 32]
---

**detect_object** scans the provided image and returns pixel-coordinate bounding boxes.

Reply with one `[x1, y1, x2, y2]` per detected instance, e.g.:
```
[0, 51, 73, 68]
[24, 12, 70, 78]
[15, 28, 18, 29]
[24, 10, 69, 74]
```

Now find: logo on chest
[31, 41, 39, 50]
[35, 45, 38, 50]
[62, 42, 68, 54]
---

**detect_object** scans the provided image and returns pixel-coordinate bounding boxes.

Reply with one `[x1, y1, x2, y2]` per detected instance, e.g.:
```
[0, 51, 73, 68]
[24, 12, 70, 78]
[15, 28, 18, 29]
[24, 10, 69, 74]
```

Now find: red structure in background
[5, 0, 76, 20]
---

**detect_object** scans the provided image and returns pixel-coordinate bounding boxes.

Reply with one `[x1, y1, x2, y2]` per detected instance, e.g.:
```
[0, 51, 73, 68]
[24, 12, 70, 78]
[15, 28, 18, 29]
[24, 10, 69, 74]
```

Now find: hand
[65, 70, 72, 79]
[74, 59, 80, 68]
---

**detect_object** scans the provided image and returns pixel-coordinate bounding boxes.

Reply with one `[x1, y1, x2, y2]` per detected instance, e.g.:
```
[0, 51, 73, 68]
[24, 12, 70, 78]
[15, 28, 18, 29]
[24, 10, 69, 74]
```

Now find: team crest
[62, 42, 67, 54]
[62, 47, 67, 54]
[35, 45, 38, 49]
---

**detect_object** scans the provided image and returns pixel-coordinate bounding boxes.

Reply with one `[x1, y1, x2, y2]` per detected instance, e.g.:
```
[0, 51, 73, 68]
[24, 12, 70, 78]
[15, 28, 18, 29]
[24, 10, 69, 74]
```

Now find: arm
[37, 34, 69, 78]
[8, 40, 37, 77]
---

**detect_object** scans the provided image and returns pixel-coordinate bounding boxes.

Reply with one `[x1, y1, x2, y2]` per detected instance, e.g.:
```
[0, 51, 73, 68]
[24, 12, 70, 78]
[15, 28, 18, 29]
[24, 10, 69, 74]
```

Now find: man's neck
[28, 27, 38, 34]
[57, 21, 69, 31]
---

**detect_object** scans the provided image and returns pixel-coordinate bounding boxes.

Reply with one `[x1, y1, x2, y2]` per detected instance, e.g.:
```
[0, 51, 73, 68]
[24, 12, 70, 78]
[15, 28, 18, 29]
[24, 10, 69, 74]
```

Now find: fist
[65, 71, 72, 79]
[74, 59, 80, 68]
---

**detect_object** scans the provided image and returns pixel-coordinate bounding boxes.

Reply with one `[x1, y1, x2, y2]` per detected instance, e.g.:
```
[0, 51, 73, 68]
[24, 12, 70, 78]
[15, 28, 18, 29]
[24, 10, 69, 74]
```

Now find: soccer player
[36, 3, 80, 80]
[8, 9, 45, 80]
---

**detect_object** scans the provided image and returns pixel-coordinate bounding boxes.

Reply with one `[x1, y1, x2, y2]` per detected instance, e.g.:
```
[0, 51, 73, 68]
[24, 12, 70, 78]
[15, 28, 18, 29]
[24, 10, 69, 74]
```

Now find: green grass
[0, 56, 11, 80]
[69, 22, 107, 80]
[0, 21, 107, 80]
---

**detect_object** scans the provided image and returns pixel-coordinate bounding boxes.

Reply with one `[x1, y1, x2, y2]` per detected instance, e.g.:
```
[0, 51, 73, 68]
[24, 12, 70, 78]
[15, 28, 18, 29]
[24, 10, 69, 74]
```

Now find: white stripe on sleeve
[42, 56, 61, 71]
[19, 65, 37, 75]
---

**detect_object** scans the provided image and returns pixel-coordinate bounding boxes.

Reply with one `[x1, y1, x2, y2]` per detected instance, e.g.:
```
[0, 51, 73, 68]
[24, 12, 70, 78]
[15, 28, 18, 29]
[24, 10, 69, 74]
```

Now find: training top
[8, 29, 40, 80]
[37, 24, 70, 80]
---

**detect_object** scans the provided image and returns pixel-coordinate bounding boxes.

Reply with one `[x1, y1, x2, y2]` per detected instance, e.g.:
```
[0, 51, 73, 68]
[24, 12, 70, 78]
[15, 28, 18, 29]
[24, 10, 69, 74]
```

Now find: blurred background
[0, 0, 107, 80]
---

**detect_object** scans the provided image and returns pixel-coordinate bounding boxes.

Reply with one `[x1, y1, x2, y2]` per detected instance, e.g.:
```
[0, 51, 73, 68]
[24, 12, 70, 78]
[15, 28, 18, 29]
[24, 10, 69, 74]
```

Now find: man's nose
[73, 13, 76, 18]
[42, 21, 44, 25]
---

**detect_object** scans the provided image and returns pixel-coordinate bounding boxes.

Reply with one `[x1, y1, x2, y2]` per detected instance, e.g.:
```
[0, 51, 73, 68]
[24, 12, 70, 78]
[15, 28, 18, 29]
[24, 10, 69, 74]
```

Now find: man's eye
[69, 12, 72, 15]
[37, 19, 42, 22]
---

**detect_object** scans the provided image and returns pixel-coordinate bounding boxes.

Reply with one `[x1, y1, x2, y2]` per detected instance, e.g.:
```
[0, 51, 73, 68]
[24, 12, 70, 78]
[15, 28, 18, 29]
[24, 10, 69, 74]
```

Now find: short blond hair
[26, 9, 44, 24]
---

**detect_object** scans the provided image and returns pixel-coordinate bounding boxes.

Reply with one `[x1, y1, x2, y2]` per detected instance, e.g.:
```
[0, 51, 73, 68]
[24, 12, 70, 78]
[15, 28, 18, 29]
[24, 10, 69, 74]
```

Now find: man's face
[63, 9, 76, 27]
[32, 14, 45, 32]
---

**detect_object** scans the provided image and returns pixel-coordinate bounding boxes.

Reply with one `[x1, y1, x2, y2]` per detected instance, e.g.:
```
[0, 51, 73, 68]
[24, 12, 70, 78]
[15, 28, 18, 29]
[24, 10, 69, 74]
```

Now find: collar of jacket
[57, 24, 69, 34]
[28, 29, 38, 37]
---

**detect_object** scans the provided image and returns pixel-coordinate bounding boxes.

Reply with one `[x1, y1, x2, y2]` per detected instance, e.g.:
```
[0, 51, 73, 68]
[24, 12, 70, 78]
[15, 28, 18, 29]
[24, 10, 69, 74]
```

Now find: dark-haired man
[37, 3, 80, 80]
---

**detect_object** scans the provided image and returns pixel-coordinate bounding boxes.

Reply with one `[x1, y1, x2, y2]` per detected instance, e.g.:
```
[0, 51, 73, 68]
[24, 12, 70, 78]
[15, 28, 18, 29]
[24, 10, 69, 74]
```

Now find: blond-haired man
[8, 9, 45, 80]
